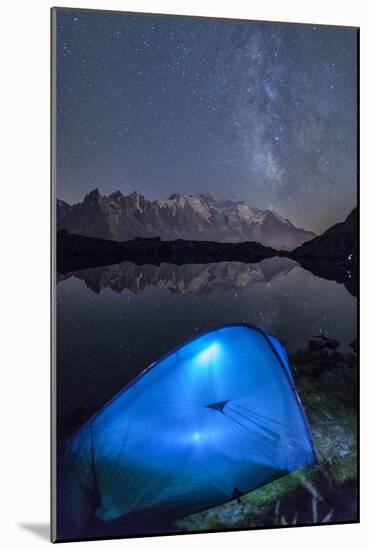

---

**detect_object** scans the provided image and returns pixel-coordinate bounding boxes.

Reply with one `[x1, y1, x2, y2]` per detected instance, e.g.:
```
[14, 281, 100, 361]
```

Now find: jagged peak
[168, 193, 182, 201]
[109, 190, 124, 199]
[57, 198, 71, 207]
[129, 190, 144, 199]
[197, 192, 216, 202]
[84, 188, 101, 202]
[167, 192, 217, 204]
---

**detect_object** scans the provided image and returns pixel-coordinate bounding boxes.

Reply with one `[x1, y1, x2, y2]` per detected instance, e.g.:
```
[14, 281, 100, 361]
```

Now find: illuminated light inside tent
[195, 341, 221, 366]
[192, 432, 201, 442]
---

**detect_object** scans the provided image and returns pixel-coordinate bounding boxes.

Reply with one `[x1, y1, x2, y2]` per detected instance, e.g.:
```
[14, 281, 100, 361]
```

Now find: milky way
[55, 9, 357, 233]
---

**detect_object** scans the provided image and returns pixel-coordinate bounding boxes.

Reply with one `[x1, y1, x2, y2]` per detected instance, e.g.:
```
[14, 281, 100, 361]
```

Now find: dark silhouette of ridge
[292, 208, 357, 296]
[57, 230, 283, 273]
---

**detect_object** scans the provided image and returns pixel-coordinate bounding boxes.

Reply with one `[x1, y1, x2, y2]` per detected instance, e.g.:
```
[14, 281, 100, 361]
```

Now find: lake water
[56, 257, 356, 439]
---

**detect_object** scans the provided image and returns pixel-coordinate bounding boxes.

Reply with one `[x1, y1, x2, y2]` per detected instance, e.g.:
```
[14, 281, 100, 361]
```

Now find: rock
[308, 339, 325, 352]
[343, 353, 355, 368]
[349, 339, 357, 354]
[308, 335, 340, 352]
[339, 449, 350, 457]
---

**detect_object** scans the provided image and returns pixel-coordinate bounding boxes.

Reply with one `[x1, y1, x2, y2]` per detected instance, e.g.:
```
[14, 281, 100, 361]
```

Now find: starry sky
[56, 9, 357, 233]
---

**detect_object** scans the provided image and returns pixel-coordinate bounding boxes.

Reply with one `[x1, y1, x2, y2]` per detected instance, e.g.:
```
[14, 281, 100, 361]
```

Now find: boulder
[308, 335, 340, 352]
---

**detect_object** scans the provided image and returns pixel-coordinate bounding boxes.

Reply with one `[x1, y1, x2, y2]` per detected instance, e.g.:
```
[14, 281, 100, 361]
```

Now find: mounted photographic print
[51, 7, 359, 543]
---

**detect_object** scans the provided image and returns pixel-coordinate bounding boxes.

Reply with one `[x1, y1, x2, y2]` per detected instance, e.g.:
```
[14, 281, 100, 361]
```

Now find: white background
[1, 0, 367, 548]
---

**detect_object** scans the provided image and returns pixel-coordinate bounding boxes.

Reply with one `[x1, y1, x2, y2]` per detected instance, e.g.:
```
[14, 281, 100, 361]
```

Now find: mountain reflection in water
[58, 257, 298, 295]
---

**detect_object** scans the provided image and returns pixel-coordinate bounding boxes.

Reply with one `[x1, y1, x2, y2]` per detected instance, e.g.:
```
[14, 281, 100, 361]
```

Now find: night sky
[56, 9, 357, 233]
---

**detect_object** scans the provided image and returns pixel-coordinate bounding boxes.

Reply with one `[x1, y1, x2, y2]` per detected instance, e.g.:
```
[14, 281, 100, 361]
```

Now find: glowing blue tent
[61, 324, 317, 537]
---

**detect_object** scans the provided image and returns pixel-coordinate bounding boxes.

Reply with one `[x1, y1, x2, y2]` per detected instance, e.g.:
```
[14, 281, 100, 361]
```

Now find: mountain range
[57, 190, 315, 250]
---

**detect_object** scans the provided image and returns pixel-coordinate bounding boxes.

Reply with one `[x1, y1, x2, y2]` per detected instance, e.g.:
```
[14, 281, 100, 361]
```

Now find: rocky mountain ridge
[57, 190, 315, 250]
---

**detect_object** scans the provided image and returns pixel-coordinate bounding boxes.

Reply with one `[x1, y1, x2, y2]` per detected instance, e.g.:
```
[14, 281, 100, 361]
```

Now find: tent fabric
[61, 324, 317, 534]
